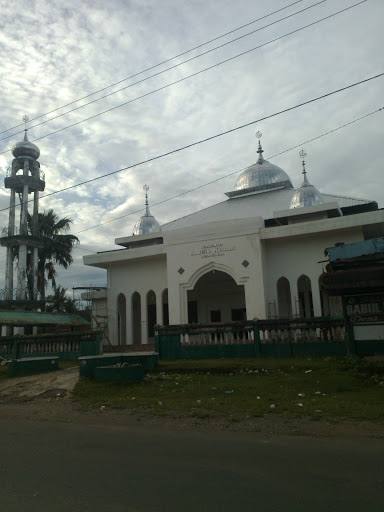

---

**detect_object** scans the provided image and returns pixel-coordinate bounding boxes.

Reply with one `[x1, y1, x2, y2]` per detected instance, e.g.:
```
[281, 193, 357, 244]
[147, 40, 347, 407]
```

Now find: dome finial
[133, 184, 161, 235]
[143, 184, 150, 215]
[22, 114, 30, 141]
[289, 148, 325, 209]
[255, 131, 264, 163]
[299, 149, 309, 185]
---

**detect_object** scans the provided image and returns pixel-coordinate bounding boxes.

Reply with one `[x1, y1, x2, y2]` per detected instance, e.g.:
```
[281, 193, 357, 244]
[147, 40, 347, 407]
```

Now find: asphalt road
[1, 418, 383, 512]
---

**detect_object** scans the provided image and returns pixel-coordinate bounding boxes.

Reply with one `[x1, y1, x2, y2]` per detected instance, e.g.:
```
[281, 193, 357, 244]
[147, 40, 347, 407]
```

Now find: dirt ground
[1, 367, 383, 439]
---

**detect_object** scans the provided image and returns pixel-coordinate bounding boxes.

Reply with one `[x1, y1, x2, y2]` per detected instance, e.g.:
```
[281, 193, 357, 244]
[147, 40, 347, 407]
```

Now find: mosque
[83, 135, 384, 345]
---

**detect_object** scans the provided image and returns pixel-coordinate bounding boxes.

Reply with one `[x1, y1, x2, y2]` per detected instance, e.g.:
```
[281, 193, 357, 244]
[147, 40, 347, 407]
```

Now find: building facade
[84, 140, 384, 345]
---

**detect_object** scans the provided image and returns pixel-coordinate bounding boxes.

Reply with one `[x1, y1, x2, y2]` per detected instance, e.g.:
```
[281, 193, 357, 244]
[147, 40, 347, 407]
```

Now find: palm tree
[27, 210, 79, 304]
[45, 285, 78, 313]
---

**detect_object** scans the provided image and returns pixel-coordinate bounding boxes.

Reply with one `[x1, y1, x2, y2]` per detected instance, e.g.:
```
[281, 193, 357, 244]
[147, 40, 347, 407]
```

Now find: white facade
[84, 185, 384, 345]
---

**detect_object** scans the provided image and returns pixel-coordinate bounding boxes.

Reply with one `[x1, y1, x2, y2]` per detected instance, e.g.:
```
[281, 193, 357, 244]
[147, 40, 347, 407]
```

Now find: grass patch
[0, 364, 7, 380]
[73, 357, 384, 422]
[59, 360, 80, 370]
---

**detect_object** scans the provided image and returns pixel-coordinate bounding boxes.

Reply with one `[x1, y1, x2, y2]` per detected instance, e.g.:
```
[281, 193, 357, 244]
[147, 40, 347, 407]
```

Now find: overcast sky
[0, 0, 383, 299]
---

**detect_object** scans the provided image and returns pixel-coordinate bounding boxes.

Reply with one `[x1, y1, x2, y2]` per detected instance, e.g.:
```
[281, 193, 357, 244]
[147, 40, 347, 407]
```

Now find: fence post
[12, 339, 19, 360]
[154, 331, 160, 354]
[253, 324, 261, 357]
[347, 323, 356, 355]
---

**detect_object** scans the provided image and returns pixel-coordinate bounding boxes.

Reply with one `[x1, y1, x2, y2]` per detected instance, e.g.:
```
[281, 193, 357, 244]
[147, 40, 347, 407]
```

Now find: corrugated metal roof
[326, 237, 384, 261]
[162, 189, 371, 232]
[0, 311, 90, 326]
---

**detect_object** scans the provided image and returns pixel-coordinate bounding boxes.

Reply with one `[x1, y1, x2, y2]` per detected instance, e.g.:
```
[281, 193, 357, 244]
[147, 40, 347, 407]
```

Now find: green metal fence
[155, 317, 383, 360]
[0, 331, 102, 361]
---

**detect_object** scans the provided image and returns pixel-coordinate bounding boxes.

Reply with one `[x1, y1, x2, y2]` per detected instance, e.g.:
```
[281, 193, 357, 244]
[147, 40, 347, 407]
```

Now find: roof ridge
[322, 192, 371, 203]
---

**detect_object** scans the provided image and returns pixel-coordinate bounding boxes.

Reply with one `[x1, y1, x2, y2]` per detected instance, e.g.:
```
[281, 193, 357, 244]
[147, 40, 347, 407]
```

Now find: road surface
[1, 415, 383, 512]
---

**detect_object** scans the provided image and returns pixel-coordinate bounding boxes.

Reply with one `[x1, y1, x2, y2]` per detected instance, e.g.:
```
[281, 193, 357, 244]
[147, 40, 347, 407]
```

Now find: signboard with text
[344, 294, 384, 324]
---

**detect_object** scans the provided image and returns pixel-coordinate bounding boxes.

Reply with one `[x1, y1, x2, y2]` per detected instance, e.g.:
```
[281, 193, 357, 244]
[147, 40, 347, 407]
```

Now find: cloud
[0, 0, 382, 293]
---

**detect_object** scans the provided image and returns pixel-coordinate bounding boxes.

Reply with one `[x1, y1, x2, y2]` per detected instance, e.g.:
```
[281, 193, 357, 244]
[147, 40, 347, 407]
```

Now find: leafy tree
[27, 209, 79, 304]
[45, 285, 78, 313]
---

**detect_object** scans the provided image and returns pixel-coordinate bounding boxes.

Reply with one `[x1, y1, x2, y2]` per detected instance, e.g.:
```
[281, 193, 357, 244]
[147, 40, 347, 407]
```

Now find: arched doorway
[297, 275, 314, 318]
[132, 292, 141, 344]
[147, 290, 157, 339]
[117, 293, 126, 345]
[277, 277, 292, 318]
[187, 270, 246, 323]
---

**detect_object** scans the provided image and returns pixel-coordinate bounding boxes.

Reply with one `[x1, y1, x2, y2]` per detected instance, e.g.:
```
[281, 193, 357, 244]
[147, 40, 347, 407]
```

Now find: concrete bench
[94, 364, 144, 384]
[7, 356, 59, 377]
[79, 352, 158, 378]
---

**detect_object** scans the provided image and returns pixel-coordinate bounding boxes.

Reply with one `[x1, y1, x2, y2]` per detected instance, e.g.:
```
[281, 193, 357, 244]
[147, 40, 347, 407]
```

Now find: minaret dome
[132, 185, 161, 235]
[289, 150, 325, 209]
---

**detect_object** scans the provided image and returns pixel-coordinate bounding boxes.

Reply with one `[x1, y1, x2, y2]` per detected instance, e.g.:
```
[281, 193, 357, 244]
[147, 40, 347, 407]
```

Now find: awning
[0, 311, 90, 327]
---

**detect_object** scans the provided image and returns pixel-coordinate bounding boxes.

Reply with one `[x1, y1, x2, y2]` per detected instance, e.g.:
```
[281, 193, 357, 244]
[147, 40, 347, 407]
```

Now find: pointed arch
[297, 275, 314, 318]
[131, 291, 141, 344]
[318, 275, 330, 316]
[162, 288, 169, 326]
[117, 293, 126, 345]
[187, 269, 246, 324]
[277, 277, 292, 318]
[186, 261, 245, 291]
[146, 289, 157, 339]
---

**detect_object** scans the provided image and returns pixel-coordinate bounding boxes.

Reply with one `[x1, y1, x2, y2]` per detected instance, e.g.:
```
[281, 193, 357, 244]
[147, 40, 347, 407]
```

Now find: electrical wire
[0, 105, 381, 259]
[0, 71, 382, 216]
[0, 1, 327, 143]
[0, 1, 304, 137]
[0, 0, 366, 155]
[74, 106, 383, 235]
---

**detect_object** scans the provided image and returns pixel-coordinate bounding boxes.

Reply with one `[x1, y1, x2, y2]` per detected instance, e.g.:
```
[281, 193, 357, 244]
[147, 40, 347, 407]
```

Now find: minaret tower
[1, 116, 45, 304]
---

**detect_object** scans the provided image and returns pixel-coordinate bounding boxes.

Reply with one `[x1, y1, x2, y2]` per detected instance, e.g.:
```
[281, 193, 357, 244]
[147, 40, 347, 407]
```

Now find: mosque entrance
[187, 270, 246, 324]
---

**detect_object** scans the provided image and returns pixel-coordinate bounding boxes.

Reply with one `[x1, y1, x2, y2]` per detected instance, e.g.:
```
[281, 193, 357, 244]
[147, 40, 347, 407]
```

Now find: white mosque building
[83, 137, 384, 345]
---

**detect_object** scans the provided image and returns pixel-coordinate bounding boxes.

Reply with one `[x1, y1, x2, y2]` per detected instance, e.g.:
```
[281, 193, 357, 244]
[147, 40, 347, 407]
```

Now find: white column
[5, 247, 13, 301]
[244, 279, 267, 320]
[311, 278, 322, 317]
[32, 247, 39, 300]
[20, 183, 29, 234]
[5, 189, 16, 301]
[17, 244, 27, 300]
[141, 294, 148, 344]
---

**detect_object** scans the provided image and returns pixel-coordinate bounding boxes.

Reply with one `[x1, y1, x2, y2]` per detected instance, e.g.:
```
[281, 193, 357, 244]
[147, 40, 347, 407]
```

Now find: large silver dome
[12, 130, 40, 160]
[234, 140, 292, 192]
[132, 185, 161, 235]
[290, 163, 324, 209]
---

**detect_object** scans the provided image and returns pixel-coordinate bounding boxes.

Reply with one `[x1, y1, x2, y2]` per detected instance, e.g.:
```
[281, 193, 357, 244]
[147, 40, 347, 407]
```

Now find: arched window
[117, 293, 126, 345]
[131, 292, 141, 344]
[277, 277, 292, 318]
[319, 276, 330, 316]
[147, 290, 157, 339]
[162, 289, 169, 326]
[297, 275, 314, 318]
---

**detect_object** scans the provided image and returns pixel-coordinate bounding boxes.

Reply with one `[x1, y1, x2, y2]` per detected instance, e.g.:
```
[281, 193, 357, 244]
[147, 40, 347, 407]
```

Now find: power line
[0, 0, 366, 155]
[0, 1, 326, 144]
[0, 105, 381, 260]
[74, 106, 383, 235]
[0, 1, 304, 137]
[0, 71, 382, 217]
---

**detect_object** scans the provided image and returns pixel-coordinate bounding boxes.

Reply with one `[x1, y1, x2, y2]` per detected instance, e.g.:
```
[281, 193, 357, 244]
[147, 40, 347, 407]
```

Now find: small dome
[12, 130, 40, 160]
[133, 213, 161, 235]
[290, 160, 324, 209]
[133, 185, 161, 235]
[234, 140, 292, 192]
